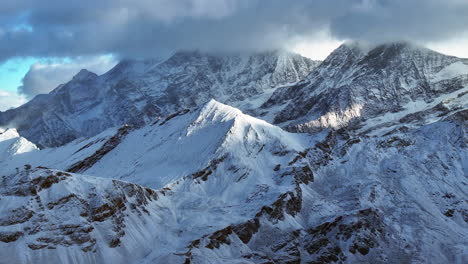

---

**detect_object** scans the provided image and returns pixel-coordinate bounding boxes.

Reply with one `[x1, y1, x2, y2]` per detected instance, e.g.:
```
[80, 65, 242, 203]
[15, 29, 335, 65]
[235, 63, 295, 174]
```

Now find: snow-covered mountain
[262, 42, 468, 132]
[1, 96, 467, 263]
[0, 50, 319, 148]
[0, 43, 467, 263]
[1, 100, 312, 188]
[0, 100, 318, 263]
[188, 102, 467, 264]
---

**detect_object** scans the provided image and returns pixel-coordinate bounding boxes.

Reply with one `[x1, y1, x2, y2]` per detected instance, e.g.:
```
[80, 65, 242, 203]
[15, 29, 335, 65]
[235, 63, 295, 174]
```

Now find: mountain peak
[200, 99, 243, 119]
[189, 99, 244, 133]
[336, 41, 442, 59]
[315, 42, 367, 71]
[73, 69, 98, 81]
[318, 41, 456, 74]
[268, 40, 468, 131]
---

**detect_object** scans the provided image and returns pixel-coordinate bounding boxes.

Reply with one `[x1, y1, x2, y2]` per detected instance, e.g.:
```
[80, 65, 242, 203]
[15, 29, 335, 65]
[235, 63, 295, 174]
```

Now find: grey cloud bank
[1, 0, 468, 62]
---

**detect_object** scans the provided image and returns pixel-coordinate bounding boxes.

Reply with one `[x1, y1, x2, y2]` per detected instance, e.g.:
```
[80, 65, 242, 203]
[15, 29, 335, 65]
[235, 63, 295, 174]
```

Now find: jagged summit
[194, 99, 244, 124]
[336, 41, 435, 55]
[194, 98, 270, 126]
[104, 58, 164, 79]
[73, 69, 98, 81]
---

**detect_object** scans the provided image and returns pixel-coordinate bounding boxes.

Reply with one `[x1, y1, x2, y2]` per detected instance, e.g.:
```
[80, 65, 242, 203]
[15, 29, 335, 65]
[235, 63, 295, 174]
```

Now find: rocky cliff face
[263, 42, 468, 132]
[0, 51, 319, 148]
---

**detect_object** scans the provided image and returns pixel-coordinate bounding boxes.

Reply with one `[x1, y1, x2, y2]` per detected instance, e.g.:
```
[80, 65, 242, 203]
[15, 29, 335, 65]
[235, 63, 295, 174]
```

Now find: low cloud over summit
[1, 0, 467, 61]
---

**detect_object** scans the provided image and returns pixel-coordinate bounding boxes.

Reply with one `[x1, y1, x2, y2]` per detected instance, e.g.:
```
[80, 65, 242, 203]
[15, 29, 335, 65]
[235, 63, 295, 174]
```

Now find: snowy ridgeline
[0, 42, 467, 263]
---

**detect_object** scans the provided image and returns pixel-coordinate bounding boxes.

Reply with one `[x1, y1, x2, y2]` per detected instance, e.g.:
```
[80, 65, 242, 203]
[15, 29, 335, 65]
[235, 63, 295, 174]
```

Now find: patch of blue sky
[0, 57, 37, 92]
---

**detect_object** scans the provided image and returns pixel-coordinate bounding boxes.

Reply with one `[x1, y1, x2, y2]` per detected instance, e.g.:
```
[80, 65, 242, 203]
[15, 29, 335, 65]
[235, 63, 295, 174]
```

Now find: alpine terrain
[0, 43, 467, 264]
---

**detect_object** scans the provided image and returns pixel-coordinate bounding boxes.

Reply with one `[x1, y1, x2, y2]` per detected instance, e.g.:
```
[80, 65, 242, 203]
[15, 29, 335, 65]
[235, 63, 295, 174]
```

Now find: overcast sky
[1, 0, 468, 110]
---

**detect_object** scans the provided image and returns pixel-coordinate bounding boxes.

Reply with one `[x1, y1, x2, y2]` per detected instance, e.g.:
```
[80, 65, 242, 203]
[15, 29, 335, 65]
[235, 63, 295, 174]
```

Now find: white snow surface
[2, 100, 311, 189]
[0, 128, 38, 161]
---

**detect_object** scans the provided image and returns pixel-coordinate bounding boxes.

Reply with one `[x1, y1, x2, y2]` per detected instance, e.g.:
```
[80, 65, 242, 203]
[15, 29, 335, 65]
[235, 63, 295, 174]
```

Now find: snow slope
[1, 98, 466, 263]
[1, 100, 312, 188]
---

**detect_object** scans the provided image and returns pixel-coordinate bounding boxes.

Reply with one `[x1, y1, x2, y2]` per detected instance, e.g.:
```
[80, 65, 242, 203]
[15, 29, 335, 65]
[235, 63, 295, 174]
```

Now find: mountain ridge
[262, 42, 468, 132]
[0, 50, 319, 148]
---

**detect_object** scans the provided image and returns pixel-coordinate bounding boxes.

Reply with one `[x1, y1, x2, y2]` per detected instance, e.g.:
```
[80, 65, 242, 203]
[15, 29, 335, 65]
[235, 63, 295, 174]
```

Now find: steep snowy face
[0, 128, 38, 161]
[0, 50, 319, 148]
[264, 42, 468, 132]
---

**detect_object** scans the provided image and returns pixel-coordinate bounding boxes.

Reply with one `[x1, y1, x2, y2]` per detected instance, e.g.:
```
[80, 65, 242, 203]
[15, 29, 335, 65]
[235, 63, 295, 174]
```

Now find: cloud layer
[1, 0, 467, 62]
[0, 90, 26, 111]
[18, 56, 117, 98]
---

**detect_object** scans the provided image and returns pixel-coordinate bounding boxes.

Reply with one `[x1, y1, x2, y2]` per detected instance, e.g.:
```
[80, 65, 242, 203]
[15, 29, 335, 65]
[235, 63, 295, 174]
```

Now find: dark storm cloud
[0, 0, 467, 62]
[330, 0, 468, 42]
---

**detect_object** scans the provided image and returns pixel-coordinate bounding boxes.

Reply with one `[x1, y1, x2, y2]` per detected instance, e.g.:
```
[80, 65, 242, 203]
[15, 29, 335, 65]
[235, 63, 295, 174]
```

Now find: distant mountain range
[0, 50, 319, 148]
